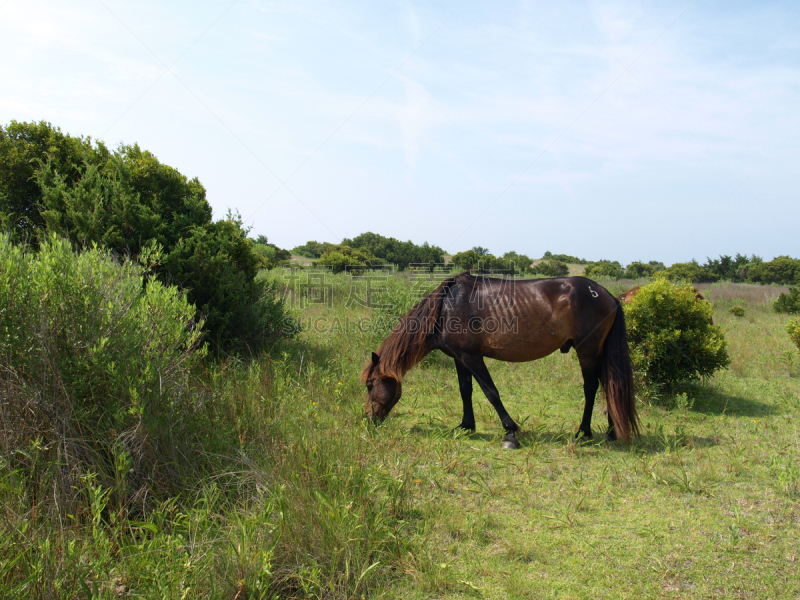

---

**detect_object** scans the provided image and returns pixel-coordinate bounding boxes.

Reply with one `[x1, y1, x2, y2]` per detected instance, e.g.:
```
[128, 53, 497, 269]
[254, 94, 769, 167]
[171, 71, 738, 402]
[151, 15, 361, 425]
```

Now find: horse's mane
[361, 273, 471, 382]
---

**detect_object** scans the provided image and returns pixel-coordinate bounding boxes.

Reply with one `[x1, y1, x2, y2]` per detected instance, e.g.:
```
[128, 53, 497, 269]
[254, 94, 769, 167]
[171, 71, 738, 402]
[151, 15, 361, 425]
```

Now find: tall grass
[5, 259, 800, 598]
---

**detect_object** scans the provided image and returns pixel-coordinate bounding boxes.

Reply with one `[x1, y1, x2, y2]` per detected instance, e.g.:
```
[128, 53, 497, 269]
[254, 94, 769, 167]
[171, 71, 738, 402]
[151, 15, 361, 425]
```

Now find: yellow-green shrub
[787, 319, 800, 353]
[624, 278, 730, 389]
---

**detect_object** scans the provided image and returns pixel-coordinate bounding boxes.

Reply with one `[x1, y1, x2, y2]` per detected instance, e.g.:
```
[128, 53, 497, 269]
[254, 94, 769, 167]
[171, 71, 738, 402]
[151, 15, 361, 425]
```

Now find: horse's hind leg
[576, 356, 601, 441]
[454, 359, 476, 431]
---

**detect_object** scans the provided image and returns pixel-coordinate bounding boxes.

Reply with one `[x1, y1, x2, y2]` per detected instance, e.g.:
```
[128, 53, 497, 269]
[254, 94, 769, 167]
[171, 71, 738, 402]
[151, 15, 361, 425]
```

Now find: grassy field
[4, 272, 799, 599]
[301, 275, 800, 599]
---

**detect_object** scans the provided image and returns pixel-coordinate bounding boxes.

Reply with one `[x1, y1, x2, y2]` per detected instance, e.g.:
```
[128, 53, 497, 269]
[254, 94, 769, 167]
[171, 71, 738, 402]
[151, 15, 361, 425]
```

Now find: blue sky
[1, 0, 798, 264]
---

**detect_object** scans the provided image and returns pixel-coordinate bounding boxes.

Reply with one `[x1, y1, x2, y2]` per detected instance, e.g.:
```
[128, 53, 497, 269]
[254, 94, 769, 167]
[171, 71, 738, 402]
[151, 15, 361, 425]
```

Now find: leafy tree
[774, 287, 800, 314]
[624, 278, 730, 389]
[342, 232, 445, 270]
[747, 256, 800, 285]
[471, 246, 491, 257]
[659, 260, 714, 283]
[316, 244, 377, 273]
[532, 260, 568, 277]
[543, 251, 588, 264]
[1, 121, 289, 351]
[700, 253, 760, 281]
[501, 251, 534, 274]
[164, 215, 287, 348]
[251, 235, 292, 269]
[451, 250, 531, 274]
[451, 249, 484, 271]
[292, 240, 331, 258]
[0, 120, 109, 238]
[624, 261, 658, 279]
[583, 260, 624, 279]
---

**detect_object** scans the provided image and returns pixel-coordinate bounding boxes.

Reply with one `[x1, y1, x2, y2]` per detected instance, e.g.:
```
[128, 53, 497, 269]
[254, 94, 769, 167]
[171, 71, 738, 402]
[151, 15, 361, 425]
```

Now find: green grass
[4, 271, 800, 598]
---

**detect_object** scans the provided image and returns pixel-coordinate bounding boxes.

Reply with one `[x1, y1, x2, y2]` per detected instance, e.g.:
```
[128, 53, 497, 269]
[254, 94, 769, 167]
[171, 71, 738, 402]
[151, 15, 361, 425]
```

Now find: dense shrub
[660, 260, 716, 283]
[748, 256, 800, 285]
[729, 305, 746, 317]
[703, 253, 760, 281]
[251, 234, 292, 269]
[450, 249, 532, 274]
[341, 231, 445, 270]
[0, 234, 205, 513]
[583, 260, 624, 279]
[501, 250, 535, 273]
[532, 259, 568, 277]
[1, 121, 289, 351]
[164, 217, 290, 349]
[624, 261, 662, 279]
[542, 251, 587, 264]
[451, 249, 486, 271]
[774, 287, 800, 314]
[624, 278, 730, 388]
[0, 120, 110, 237]
[316, 244, 377, 273]
[292, 240, 332, 258]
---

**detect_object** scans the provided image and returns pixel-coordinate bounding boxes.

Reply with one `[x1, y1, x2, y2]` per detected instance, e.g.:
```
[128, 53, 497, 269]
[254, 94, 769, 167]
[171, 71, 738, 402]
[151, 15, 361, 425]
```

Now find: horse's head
[362, 352, 402, 422]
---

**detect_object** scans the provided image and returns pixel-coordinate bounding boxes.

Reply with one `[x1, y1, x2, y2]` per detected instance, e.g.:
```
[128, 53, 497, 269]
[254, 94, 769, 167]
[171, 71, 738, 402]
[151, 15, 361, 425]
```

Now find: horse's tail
[599, 300, 638, 442]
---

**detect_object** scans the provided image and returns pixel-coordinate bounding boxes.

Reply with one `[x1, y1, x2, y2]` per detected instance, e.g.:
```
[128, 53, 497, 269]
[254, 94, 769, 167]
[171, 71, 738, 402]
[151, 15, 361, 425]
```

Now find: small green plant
[624, 278, 730, 389]
[787, 319, 800, 353]
[729, 304, 746, 317]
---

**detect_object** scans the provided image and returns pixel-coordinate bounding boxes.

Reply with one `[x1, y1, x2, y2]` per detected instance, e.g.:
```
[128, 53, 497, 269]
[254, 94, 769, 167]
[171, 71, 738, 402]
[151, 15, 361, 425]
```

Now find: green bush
[341, 231, 445, 270]
[542, 251, 587, 264]
[1, 121, 290, 351]
[532, 259, 568, 277]
[164, 217, 291, 349]
[660, 260, 718, 283]
[774, 286, 800, 314]
[450, 249, 533, 274]
[316, 244, 377, 273]
[729, 305, 746, 317]
[624, 278, 730, 389]
[747, 256, 800, 285]
[0, 234, 205, 511]
[251, 234, 292, 269]
[292, 240, 332, 258]
[583, 260, 624, 279]
[624, 261, 660, 279]
[0, 120, 110, 238]
[788, 320, 800, 353]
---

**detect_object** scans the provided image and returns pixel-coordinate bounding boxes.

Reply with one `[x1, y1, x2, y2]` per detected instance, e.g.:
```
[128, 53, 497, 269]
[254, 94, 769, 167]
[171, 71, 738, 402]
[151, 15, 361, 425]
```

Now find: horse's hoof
[575, 430, 593, 442]
[454, 423, 476, 434]
[502, 433, 521, 450]
[605, 430, 617, 442]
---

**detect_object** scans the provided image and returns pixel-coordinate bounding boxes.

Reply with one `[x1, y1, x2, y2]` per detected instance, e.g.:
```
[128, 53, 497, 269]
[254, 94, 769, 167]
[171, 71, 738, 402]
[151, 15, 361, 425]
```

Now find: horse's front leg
[454, 359, 476, 432]
[460, 354, 520, 449]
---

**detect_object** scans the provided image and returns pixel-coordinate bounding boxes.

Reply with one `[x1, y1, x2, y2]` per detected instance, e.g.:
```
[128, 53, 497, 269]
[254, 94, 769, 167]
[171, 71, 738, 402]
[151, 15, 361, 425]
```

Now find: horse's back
[436, 275, 616, 362]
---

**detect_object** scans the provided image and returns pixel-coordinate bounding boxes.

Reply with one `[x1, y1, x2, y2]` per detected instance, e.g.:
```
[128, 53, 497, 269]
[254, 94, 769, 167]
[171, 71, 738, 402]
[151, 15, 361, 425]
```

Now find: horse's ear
[372, 352, 380, 365]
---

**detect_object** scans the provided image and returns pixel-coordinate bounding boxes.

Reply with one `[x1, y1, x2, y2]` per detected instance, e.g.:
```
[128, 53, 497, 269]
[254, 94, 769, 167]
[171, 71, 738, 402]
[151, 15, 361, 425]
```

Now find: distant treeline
[291, 234, 800, 286]
[580, 254, 800, 286]
[293, 232, 444, 272]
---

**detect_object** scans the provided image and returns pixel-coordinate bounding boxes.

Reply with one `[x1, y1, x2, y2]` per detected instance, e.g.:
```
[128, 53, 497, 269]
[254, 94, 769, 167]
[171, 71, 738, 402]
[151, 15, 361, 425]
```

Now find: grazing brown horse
[619, 285, 713, 324]
[362, 273, 638, 449]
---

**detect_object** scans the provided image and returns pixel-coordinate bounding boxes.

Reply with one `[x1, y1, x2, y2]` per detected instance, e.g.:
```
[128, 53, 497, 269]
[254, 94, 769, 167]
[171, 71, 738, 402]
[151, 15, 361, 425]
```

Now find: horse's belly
[481, 332, 565, 363]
